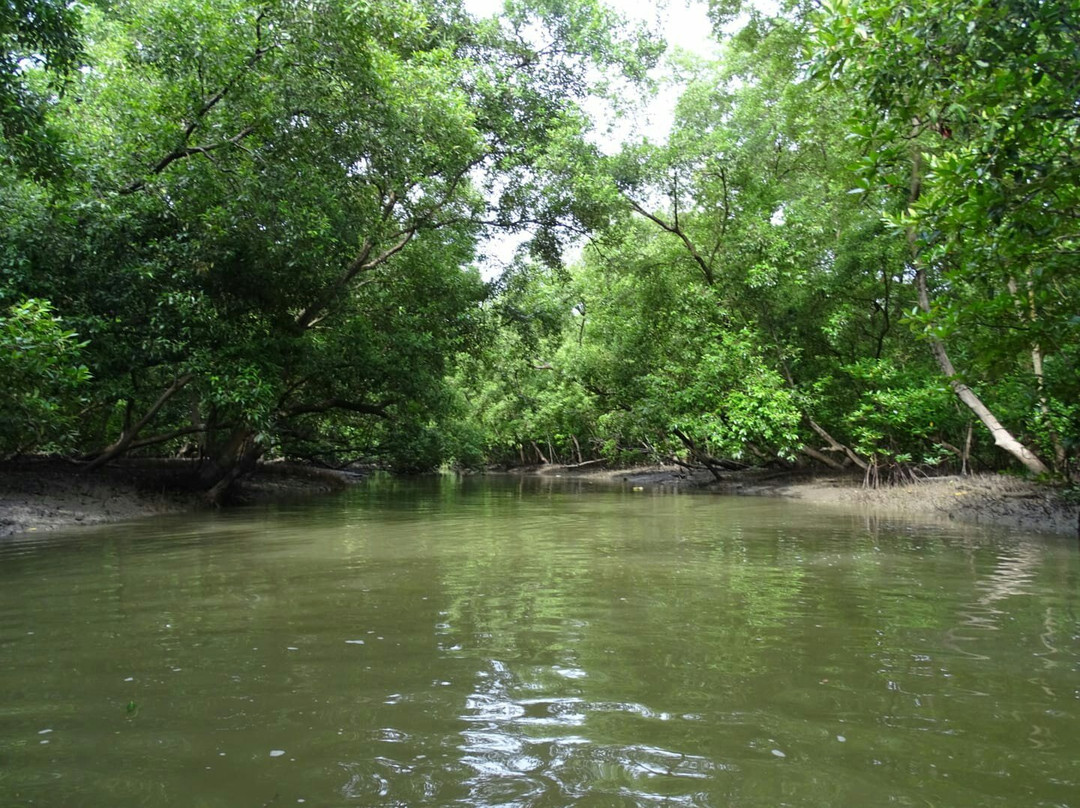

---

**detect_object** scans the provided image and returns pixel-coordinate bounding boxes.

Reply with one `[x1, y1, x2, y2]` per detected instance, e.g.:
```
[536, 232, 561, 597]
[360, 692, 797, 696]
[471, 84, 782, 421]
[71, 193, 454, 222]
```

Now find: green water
[1, 476, 1077, 807]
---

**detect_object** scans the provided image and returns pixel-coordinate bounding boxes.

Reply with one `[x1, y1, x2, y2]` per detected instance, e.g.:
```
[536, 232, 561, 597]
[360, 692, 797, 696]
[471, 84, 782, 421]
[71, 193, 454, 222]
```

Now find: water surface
[1, 476, 1077, 807]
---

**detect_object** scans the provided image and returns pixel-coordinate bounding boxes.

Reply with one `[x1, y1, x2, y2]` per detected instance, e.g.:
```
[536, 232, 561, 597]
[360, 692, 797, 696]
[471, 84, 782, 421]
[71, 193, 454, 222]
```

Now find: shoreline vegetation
[4, 1, 1079, 510]
[2, 459, 1076, 539]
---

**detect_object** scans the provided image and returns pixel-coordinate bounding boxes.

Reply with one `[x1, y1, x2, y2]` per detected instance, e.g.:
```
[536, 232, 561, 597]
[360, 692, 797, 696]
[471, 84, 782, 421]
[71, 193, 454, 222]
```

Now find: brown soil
[0, 458, 355, 538]
[712, 469, 1079, 536]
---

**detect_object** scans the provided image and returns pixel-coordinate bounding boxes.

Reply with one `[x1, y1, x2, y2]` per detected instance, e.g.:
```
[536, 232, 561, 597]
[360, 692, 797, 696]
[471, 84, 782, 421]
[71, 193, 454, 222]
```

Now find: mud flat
[515, 463, 1080, 536]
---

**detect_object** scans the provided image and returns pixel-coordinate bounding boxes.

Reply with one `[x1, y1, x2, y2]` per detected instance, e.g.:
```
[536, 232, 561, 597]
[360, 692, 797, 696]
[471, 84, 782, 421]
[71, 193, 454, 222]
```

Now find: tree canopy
[2, 0, 1077, 490]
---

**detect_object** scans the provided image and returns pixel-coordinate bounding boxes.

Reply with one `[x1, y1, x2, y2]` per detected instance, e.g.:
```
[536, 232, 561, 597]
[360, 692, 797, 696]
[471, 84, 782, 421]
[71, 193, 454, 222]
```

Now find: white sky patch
[599, 0, 720, 147]
[465, 0, 718, 148]
[462, 0, 721, 277]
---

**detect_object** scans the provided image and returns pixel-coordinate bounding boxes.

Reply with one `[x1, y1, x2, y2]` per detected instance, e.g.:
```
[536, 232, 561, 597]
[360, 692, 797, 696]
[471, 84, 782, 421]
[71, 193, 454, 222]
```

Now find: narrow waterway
[1, 476, 1077, 807]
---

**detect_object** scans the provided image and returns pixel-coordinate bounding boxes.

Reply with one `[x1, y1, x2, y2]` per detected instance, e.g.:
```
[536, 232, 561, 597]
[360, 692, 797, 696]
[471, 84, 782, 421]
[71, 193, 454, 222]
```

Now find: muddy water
[1, 475, 1077, 807]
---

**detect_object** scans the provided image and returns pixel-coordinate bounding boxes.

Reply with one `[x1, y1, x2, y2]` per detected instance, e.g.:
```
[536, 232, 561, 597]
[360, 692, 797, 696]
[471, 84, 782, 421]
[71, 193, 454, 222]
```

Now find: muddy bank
[713, 469, 1080, 536]
[4, 459, 1077, 539]
[512, 463, 1080, 536]
[0, 459, 356, 538]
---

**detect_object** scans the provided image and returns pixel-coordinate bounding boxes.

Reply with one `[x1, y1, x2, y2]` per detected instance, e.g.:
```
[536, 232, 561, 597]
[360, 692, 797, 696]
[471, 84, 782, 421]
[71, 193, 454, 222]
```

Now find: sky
[462, 0, 718, 59]
[463, 0, 720, 143]
[460, 0, 722, 275]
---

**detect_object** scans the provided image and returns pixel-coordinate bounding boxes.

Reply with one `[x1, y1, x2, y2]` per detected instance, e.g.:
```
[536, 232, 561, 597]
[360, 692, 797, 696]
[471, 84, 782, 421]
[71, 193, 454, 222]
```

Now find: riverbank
[0, 459, 354, 538]
[3, 459, 1077, 538]
[514, 463, 1080, 536]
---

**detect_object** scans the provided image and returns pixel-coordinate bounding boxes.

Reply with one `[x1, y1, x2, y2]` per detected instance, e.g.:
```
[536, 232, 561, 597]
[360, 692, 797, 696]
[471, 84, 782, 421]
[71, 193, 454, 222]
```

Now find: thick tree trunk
[915, 269, 1049, 475]
[199, 425, 264, 504]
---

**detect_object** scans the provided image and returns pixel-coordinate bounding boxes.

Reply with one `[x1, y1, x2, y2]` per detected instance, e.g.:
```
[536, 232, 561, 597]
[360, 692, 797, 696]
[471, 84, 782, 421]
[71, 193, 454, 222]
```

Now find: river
[1, 475, 1077, 807]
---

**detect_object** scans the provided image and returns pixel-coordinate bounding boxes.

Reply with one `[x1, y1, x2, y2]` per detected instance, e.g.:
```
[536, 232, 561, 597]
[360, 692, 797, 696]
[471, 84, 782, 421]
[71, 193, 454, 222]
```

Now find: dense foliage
[456, 0, 1080, 482]
[2, 0, 1077, 489]
[0, 0, 658, 495]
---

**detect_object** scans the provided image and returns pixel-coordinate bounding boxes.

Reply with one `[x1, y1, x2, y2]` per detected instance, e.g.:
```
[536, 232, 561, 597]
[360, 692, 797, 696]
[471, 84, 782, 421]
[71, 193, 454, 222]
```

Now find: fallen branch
[563, 458, 605, 470]
[800, 444, 846, 471]
[807, 418, 869, 471]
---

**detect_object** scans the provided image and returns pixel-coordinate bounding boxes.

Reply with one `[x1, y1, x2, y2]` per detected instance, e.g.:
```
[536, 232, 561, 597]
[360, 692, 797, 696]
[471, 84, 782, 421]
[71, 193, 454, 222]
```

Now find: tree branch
[806, 418, 869, 471]
[83, 373, 196, 470]
[118, 422, 236, 453]
[799, 444, 847, 471]
[293, 194, 411, 330]
[118, 10, 275, 195]
[625, 196, 715, 285]
[280, 398, 393, 419]
[670, 427, 748, 478]
[120, 127, 256, 195]
[915, 268, 1050, 475]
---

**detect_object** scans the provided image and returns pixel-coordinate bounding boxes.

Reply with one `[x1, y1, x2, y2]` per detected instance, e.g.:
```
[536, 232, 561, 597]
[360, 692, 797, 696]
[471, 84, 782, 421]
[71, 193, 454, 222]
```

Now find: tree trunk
[800, 445, 846, 471]
[1007, 276, 1067, 470]
[963, 421, 973, 476]
[204, 445, 263, 506]
[915, 269, 1049, 475]
[906, 139, 1048, 476]
[199, 425, 264, 504]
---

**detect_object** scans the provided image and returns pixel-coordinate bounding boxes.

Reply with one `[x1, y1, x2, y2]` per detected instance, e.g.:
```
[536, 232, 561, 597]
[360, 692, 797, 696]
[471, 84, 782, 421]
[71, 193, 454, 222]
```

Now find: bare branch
[799, 444, 847, 471]
[625, 196, 715, 285]
[806, 417, 869, 471]
[121, 127, 256, 195]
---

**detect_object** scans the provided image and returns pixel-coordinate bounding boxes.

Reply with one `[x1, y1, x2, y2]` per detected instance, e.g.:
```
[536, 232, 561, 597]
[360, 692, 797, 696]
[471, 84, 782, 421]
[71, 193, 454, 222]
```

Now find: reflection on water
[458, 657, 723, 807]
[0, 475, 1077, 807]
